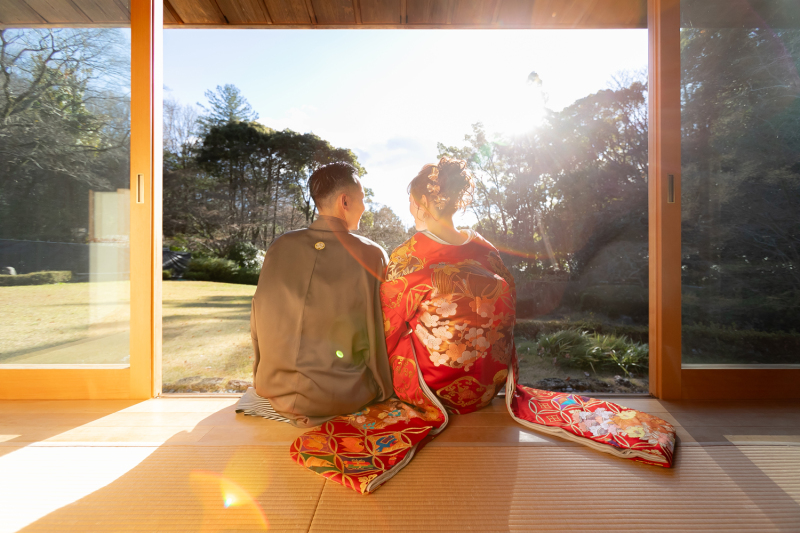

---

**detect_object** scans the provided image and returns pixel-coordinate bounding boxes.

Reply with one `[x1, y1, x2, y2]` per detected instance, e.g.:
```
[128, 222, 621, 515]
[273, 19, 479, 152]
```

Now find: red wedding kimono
[291, 232, 676, 494]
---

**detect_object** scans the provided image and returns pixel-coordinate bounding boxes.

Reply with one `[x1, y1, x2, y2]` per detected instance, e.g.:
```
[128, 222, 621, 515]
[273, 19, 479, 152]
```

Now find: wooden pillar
[130, 0, 163, 398]
[648, 0, 682, 399]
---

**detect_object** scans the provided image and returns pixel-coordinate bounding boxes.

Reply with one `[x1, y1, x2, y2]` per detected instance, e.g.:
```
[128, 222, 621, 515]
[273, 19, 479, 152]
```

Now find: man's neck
[317, 212, 347, 223]
[315, 213, 350, 231]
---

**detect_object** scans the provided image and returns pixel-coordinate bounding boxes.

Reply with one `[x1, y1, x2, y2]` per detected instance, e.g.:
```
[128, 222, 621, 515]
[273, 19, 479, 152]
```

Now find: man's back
[250, 215, 393, 427]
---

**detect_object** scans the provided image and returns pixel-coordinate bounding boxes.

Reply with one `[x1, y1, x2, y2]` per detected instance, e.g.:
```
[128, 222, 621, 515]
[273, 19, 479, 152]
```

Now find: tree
[163, 118, 370, 257]
[0, 28, 130, 242]
[357, 191, 413, 253]
[679, 27, 800, 331]
[196, 84, 258, 133]
[438, 75, 649, 280]
[163, 96, 198, 167]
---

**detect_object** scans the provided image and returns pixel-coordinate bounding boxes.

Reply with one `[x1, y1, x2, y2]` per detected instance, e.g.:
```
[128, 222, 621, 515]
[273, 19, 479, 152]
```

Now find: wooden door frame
[130, 0, 163, 399]
[0, 0, 161, 400]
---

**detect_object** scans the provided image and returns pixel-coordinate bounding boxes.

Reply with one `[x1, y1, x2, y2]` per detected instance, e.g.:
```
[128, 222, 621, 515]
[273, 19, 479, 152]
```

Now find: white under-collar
[420, 229, 475, 246]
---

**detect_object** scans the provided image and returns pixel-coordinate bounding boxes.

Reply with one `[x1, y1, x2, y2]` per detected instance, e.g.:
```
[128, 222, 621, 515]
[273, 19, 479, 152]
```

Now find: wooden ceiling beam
[215, 0, 273, 24]
[303, 0, 317, 23]
[264, 0, 312, 24]
[23, 0, 92, 24]
[0, 0, 653, 28]
[0, 0, 48, 24]
[312, 0, 356, 24]
[71, 0, 130, 23]
[491, 0, 502, 25]
[163, 0, 183, 24]
[360, 0, 401, 24]
[168, 0, 227, 24]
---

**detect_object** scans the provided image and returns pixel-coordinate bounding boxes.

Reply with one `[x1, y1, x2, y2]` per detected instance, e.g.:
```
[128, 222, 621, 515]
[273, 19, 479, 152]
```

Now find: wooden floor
[1, 396, 798, 532]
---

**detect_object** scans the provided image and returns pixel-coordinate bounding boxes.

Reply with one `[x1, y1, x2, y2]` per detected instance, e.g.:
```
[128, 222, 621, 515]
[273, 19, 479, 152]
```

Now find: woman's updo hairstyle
[408, 157, 475, 217]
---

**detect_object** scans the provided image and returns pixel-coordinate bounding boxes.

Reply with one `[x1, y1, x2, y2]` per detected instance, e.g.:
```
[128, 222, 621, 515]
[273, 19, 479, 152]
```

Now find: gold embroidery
[436, 376, 489, 408]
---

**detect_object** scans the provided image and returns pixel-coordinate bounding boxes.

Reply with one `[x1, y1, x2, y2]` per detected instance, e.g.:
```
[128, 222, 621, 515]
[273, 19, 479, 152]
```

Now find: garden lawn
[0, 281, 256, 387]
[160, 280, 255, 390]
[0, 281, 130, 363]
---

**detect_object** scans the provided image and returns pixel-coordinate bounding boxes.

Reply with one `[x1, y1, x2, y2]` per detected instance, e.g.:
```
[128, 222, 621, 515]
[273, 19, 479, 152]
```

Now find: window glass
[680, 0, 800, 365]
[0, 28, 131, 365]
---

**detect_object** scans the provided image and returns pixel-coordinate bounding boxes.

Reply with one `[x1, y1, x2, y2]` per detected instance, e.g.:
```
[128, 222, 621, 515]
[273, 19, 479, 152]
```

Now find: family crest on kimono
[290, 157, 677, 493]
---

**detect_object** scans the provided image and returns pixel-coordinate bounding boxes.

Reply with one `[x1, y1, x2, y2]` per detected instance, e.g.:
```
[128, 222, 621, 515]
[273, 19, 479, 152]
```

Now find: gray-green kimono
[250, 215, 394, 428]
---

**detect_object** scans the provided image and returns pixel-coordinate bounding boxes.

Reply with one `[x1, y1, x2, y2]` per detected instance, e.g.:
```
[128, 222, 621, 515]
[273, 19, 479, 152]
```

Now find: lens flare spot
[336, 350, 344, 358]
[190, 470, 269, 530]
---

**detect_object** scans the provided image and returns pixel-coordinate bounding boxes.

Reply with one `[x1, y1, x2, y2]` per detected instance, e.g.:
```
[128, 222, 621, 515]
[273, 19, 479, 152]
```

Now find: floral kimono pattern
[290, 232, 676, 494]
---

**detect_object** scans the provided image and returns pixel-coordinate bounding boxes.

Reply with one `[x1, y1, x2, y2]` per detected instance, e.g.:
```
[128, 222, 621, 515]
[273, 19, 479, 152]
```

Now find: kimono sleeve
[380, 275, 424, 355]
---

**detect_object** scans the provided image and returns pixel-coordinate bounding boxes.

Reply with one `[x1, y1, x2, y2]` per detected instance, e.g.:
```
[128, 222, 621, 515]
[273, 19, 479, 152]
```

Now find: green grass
[0, 281, 130, 362]
[0, 281, 256, 388]
[160, 281, 255, 389]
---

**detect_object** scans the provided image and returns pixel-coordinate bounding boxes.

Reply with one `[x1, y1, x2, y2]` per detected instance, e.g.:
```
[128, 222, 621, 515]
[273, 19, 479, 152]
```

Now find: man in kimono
[236, 162, 394, 428]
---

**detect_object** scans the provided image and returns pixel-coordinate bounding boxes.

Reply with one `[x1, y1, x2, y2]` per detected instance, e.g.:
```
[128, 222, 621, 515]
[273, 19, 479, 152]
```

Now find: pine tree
[196, 84, 258, 133]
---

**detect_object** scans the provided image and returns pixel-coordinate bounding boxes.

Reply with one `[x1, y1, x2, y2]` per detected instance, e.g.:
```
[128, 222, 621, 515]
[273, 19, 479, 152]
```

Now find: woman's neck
[424, 215, 468, 245]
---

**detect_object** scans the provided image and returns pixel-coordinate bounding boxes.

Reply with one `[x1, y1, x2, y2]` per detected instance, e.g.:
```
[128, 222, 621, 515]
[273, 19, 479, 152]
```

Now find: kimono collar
[419, 229, 475, 246]
[309, 215, 350, 232]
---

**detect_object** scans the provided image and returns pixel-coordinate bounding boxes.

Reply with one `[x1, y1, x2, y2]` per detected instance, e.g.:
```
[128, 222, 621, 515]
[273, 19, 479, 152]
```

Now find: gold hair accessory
[433, 195, 450, 210]
[427, 166, 449, 209]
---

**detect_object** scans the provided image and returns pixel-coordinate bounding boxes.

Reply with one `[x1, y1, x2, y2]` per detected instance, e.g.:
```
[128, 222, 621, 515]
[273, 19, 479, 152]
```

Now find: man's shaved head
[309, 162, 360, 208]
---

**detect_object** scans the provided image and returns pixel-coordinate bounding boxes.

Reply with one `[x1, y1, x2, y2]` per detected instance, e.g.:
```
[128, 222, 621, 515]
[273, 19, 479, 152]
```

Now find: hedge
[183, 257, 259, 285]
[0, 271, 72, 286]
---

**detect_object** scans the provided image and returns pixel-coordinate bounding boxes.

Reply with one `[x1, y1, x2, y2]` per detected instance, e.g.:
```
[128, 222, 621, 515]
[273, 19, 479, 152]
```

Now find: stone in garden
[226, 379, 252, 392]
[174, 376, 201, 385]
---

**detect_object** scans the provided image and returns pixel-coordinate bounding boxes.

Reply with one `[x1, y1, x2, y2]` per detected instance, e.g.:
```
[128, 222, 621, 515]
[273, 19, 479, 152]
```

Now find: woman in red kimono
[290, 158, 676, 494]
[381, 157, 517, 414]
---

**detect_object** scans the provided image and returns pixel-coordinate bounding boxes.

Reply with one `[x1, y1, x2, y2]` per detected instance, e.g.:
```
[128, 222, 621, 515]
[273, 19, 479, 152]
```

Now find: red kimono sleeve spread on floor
[290, 233, 676, 494]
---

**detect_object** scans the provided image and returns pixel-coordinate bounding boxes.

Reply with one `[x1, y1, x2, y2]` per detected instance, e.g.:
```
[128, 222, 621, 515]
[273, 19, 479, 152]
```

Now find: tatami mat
[1, 397, 799, 532]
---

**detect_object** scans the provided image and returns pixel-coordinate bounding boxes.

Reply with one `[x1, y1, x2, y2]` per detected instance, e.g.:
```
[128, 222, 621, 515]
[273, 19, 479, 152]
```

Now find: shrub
[162, 269, 172, 280]
[0, 271, 72, 286]
[184, 256, 259, 285]
[225, 241, 261, 269]
[532, 328, 649, 377]
[515, 319, 649, 343]
[184, 257, 238, 281]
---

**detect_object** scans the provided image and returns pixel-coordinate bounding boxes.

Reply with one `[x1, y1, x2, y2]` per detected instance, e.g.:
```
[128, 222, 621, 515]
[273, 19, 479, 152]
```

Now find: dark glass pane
[680, 0, 800, 365]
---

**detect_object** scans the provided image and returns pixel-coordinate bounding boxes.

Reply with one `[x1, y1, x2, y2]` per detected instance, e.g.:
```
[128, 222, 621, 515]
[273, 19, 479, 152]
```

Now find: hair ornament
[426, 165, 451, 209]
[433, 195, 450, 210]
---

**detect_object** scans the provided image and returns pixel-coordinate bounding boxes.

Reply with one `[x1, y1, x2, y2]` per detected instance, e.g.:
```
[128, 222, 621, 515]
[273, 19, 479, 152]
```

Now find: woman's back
[381, 230, 516, 413]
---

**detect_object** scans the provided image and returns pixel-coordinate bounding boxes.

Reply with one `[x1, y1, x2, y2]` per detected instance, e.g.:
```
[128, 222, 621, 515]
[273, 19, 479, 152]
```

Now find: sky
[164, 29, 647, 225]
